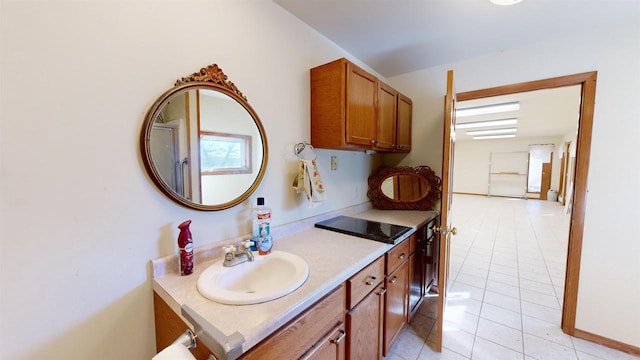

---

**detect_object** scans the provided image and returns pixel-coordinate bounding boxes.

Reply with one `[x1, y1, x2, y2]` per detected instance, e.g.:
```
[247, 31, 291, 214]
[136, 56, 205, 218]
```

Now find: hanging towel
[293, 159, 327, 207]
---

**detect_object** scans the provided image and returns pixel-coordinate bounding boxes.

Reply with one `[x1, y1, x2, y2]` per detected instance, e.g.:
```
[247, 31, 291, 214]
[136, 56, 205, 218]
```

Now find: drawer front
[347, 256, 385, 309]
[241, 284, 345, 360]
[386, 239, 409, 275]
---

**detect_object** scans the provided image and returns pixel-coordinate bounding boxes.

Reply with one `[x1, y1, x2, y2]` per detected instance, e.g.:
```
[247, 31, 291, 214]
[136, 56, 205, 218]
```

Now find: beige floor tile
[418, 343, 470, 360]
[520, 288, 560, 309]
[476, 318, 524, 353]
[483, 290, 521, 313]
[442, 328, 475, 358]
[485, 279, 520, 298]
[444, 307, 480, 334]
[523, 333, 577, 360]
[480, 303, 522, 330]
[472, 337, 524, 360]
[522, 314, 573, 347]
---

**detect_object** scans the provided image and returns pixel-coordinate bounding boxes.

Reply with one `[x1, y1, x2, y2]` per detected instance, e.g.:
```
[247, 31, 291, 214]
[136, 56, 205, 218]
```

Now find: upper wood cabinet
[396, 94, 412, 152]
[311, 58, 412, 153]
[376, 82, 398, 150]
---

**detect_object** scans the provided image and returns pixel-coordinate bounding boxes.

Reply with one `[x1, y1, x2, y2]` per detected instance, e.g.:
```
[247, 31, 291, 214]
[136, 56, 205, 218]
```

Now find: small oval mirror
[140, 64, 268, 211]
[380, 174, 430, 202]
[367, 166, 441, 210]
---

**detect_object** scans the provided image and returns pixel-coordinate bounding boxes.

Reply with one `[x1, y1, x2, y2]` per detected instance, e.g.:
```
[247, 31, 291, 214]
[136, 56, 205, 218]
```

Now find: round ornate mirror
[140, 64, 268, 211]
[367, 166, 441, 210]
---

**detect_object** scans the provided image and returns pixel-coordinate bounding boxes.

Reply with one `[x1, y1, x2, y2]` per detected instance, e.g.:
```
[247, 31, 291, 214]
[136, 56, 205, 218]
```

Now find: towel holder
[294, 142, 317, 161]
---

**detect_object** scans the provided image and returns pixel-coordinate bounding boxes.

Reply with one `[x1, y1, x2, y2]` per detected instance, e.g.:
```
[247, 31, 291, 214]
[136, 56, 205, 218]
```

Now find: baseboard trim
[452, 192, 526, 200]
[574, 328, 640, 356]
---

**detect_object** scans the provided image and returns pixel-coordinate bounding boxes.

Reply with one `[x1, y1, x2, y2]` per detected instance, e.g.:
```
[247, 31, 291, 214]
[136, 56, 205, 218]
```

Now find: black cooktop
[314, 216, 412, 245]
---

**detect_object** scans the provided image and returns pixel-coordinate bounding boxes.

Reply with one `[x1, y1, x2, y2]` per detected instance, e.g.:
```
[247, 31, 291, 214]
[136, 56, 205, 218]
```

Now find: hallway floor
[386, 194, 637, 360]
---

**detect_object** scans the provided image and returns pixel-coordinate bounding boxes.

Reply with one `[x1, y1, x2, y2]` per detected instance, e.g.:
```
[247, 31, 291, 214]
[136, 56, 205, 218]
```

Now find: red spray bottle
[178, 220, 193, 276]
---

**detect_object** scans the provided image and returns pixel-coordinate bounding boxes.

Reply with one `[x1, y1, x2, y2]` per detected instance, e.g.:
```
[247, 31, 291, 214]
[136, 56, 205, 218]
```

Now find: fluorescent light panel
[466, 128, 517, 136]
[473, 134, 516, 140]
[490, 0, 523, 5]
[457, 101, 519, 117]
[456, 118, 518, 129]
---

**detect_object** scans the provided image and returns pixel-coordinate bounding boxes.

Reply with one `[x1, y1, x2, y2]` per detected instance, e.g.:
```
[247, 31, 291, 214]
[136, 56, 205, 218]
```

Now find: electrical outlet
[330, 156, 337, 171]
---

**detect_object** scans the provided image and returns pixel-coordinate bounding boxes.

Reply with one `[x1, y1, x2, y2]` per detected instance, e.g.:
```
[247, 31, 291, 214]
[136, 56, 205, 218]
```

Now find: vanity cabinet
[300, 323, 346, 360]
[153, 216, 437, 360]
[310, 58, 412, 153]
[383, 238, 410, 356]
[241, 284, 346, 360]
[346, 256, 385, 360]
[153, 285, 345, 360]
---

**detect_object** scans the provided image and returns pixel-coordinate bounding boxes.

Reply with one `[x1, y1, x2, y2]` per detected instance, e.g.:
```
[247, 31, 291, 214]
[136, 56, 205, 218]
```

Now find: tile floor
[386, 194, 638, 360]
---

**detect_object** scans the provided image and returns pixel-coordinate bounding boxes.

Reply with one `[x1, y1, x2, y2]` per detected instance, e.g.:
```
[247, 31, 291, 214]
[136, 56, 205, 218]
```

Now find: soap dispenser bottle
[252, 197, 272, 255]
[178, 220, 193, 276]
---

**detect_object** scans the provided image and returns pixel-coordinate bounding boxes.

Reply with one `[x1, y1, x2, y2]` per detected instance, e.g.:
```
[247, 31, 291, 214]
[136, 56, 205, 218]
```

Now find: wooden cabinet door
[409, 247, 426, 318]
[301, 323, 347, 360]
[347, 284, 385, 360]
[384, 260, 409, 355]
[396, 94, 412, 152]
[241, 285, 345, 360]
[376, 82, 397, 150]
[345, 63, 377, 147]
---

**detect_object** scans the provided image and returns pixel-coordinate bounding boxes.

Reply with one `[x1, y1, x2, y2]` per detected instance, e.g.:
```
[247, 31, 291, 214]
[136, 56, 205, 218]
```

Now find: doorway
[451, 71, 597, 336]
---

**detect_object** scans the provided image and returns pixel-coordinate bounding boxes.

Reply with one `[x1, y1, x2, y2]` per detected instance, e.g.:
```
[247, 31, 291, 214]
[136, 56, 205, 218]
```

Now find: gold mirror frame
[140, 64, 268, 211]
[367, 165, 441, 210]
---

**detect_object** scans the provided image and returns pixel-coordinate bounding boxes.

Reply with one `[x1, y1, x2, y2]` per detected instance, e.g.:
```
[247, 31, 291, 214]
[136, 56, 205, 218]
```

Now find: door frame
[456, 71, 597, 335]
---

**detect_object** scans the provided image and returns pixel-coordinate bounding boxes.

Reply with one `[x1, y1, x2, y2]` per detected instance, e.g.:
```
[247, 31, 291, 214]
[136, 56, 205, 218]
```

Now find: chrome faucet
[222, 240, 255, 267]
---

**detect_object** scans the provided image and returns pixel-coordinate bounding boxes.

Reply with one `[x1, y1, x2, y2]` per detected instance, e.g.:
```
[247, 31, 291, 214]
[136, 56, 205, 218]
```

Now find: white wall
[388, 19, 640, 347]
[453, 136, 563, 197]
[0, 1, 381, 358]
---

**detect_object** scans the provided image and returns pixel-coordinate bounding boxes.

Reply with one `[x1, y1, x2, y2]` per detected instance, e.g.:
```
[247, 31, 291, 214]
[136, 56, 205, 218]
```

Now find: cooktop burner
[314, 216, 412, 244]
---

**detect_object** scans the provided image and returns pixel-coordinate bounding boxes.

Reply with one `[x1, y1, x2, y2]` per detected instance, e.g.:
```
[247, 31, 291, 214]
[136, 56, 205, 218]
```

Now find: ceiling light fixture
[456, 118, 518, 129]
[490, 0, 523, 6]
[457, 102, 520, 117]
[466, 128, 517, 136]
[473, 134, 517, 140]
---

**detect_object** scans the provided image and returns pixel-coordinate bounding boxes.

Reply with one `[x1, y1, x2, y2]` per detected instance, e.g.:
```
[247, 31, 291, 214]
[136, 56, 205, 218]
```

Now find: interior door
[435, 70, 457, 352]
[540, 161, 552, 200]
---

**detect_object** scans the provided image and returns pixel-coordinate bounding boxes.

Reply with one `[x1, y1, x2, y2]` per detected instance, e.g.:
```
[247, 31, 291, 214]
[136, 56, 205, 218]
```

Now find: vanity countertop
[152, 208, 438, 359]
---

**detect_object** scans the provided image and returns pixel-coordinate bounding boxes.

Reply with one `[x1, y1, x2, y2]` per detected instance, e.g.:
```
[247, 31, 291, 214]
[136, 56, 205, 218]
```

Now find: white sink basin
[197, 250, 310, 305]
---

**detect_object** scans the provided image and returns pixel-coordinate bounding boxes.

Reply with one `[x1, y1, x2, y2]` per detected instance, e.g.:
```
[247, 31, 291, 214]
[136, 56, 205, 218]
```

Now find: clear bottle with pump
[252, 197, 272, 255]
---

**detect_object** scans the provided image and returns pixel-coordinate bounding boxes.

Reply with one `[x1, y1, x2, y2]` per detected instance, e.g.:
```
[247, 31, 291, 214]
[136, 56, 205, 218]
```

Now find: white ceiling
[275, 0, 639, 77]
[455, 85, 581, 141]
[274, 0, 639, 141]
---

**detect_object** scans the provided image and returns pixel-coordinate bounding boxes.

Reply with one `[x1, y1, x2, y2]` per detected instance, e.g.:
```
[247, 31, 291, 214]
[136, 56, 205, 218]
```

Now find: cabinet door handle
[376, 288, 387, 296]
[330, 330, 346, 344]
[365, 276, 377, 286]
[399, 253, 406, 260]
[389, 276, 398, 284]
